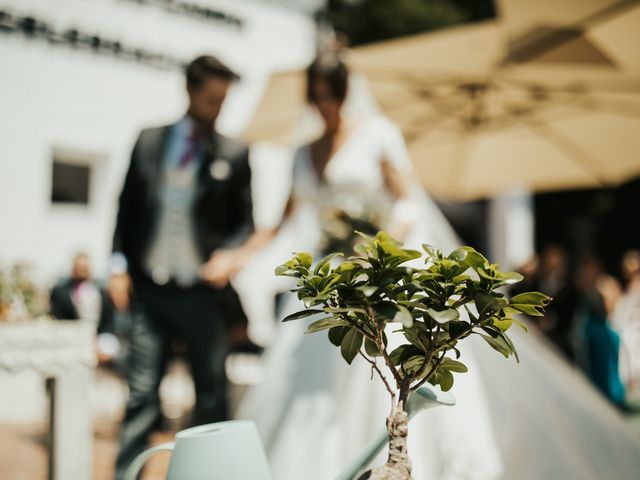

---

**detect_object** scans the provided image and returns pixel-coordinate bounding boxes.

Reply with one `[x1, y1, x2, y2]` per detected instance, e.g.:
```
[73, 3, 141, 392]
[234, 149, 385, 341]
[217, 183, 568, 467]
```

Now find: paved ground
[0, 419, 173, 480]
[1, 360, 639, 480]
[0, 358, 254, 480]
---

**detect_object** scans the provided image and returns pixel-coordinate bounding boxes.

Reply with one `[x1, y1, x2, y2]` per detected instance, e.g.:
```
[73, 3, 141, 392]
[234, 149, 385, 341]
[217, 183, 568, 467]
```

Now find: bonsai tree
[276, 231, 550, 480]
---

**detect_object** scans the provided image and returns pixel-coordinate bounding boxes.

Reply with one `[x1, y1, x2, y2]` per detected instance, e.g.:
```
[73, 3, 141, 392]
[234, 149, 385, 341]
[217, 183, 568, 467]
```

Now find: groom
[110, 55, 254, 479]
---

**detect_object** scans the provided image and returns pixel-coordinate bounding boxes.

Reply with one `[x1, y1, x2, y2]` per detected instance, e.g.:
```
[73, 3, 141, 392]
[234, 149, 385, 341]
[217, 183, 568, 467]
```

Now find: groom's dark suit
[113, 126, 253, 272]
[113, 121, 253, 479]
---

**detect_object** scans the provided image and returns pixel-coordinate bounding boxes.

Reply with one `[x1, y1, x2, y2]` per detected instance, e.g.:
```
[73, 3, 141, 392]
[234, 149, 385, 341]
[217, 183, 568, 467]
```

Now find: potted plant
[276, 231, 550, 480]
[0, 264, 48, 322]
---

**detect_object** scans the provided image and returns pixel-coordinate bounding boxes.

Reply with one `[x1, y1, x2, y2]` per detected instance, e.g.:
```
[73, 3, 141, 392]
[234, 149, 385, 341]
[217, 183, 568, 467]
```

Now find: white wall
[0, 0, 313, 283]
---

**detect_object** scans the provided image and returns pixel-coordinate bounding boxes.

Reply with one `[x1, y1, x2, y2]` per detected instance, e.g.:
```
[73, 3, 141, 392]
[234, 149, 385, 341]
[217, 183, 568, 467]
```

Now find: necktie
[178, 128, 200, 168]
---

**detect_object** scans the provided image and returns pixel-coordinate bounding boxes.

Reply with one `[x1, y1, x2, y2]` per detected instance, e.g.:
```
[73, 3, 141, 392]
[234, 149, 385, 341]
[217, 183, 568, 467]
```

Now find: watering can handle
[124, 442, 175, 480]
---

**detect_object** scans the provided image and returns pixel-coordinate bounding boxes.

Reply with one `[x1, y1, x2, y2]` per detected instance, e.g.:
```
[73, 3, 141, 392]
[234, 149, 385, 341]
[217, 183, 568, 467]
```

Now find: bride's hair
[306, 53, 349, 104]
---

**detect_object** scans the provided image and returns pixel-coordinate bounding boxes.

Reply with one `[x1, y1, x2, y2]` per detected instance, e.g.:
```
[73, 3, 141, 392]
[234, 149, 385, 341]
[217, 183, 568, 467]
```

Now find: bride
[235, 53, 640, 479]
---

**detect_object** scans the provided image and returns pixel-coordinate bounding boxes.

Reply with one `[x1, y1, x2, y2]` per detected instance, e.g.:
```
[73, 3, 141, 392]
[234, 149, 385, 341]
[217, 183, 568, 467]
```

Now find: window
[50, 148, 101, 206]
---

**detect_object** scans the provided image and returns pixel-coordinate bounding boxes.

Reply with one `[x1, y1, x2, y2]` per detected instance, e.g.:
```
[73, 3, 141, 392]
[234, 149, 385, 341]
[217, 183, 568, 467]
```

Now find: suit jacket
[112, 124, 254, 277]
[49, 278, 115, 334]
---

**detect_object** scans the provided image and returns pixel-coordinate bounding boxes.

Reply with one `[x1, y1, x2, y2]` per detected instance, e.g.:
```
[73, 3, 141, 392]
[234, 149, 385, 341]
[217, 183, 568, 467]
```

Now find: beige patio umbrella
[244, 4, 640, 201]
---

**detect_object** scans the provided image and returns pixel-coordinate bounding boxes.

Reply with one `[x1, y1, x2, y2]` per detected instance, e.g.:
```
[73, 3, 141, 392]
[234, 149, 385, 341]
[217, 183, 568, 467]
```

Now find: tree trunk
[363, 404, 413, 480]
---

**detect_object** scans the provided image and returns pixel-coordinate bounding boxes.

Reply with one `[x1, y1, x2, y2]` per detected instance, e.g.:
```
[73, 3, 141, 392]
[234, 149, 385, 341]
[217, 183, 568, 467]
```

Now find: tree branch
[411, 323, 475, 391]
[369, 306, 404, 388]
[412, 353, 446, 391]
[359, 350, 395, 401]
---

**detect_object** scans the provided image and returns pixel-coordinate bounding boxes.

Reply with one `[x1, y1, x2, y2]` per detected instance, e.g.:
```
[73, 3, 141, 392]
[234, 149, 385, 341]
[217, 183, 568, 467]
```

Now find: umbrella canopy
[243, 4, 640, 201]
[243, 70, 307, 145]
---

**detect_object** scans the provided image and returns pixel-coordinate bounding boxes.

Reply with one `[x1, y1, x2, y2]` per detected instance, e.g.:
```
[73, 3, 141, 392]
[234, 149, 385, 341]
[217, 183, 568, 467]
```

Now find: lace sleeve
[378, 116, 415, 174]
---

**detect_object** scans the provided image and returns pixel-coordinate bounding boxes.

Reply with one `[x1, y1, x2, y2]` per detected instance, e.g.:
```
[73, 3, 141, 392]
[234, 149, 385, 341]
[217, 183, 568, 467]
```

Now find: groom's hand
[201, 249, 244, 288]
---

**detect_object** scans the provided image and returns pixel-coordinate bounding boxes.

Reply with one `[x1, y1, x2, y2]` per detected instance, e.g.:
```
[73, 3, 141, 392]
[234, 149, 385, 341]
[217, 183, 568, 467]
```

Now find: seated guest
[49, 252, 119, 364]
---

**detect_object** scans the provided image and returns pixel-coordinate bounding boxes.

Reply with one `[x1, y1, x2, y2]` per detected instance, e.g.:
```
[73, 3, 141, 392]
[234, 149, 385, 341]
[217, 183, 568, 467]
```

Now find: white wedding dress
[237, 111, 640, 479]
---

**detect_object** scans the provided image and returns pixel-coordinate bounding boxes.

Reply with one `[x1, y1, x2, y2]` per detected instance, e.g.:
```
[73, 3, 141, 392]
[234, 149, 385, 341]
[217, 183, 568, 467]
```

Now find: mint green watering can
[125, 386, 454, 480]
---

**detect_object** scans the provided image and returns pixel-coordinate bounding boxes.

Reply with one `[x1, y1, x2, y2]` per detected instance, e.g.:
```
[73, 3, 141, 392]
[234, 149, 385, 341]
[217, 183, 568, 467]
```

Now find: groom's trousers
[114, 275, 229, 480]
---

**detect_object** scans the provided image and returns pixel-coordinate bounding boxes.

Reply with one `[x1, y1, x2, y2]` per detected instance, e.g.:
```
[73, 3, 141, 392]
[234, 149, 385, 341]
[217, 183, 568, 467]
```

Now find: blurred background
[1, 0, 639, 479]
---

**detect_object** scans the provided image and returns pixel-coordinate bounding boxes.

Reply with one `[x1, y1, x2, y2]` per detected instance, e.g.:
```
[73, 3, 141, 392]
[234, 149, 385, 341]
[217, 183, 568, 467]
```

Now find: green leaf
[439, 369, 454, 391]
[398, 300, 429, 311]
[394, 305, 414, 328]
[314, 252, 343, 275]
[306, 317, 351, 334]
[335, 261, 362, 283]
[422, 244, 441, 259]
[402, 328, 428, 350]
[441, 357, 468, 373]
[477, 333, 512, 358]
[355, 230, 376, 247]
[274, 265, 300, 277]
[324, 306, 367, 315]
[354, 231, 377, 259]
[356, 285, 378, 297]
[426, 307, 459, 324]
[465, 249, 489, 270]
[402, 354, 427, 374]
[447, 247, 470, 263]
[475, 292, 508, 317]
[512, 318, 529, 332]
[492, 317, 513, 331]
[336, 261, 359, 272]
[448, 320, 471, 339]
[364, 337, 382, 357]
[493, 315, 528, 333]
[318, 274, 341, 294]
[378, 241, 422, 266]
[510, 292, 552, 316]
[477, 267, 498, 281]
[373, 302, 413, 327]
[328, 326, 350, 347]
[374, 231, 396, 244]
[341, 328, 364, 364]
[501, 330, 520, 362]
[301, 295, 328, 308]
[511, 292, 550, 304]
[496, 271, 524, 285]
[282, 309, 323, 322]
[294, 252, 313, 269]
[389, 344, 424, 365]
[353, 243, 371, 257]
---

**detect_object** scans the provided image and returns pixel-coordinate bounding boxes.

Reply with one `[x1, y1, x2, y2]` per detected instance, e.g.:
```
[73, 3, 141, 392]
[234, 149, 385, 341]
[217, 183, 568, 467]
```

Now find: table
[0, 320, 95, 480]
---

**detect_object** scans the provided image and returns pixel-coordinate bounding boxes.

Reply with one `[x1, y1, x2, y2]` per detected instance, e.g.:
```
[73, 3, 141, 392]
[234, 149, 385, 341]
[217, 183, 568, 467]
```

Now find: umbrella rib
[565, 97, 640, 123]
[405, 117, 465, 150]
[404, 119, 460, 145]
[379, 89, 465, 118]
[522, 119, 609, 187]
[575, 0, 640, 30]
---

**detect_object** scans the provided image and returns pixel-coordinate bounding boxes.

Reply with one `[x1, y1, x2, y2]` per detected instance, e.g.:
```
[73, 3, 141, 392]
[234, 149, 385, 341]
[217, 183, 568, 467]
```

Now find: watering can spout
[406, 386, 456, 417]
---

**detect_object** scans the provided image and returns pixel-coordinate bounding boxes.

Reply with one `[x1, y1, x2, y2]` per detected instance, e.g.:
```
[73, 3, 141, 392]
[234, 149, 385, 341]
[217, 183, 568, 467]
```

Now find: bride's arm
[236, 194, 296, 255]
[379, 119, 421, 241]
[201, 193, 296, 286]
